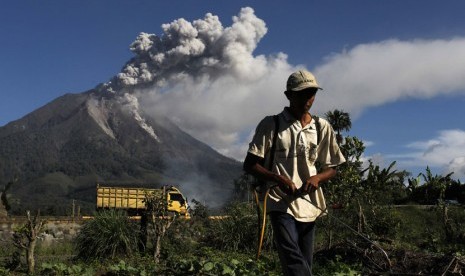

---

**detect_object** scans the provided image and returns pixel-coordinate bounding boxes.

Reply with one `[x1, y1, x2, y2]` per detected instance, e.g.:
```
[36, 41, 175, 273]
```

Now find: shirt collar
[282, 107, 316, 129]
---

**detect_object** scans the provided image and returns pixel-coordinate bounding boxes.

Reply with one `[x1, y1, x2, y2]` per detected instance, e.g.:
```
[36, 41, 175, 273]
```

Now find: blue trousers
[270, 212, 316, 276]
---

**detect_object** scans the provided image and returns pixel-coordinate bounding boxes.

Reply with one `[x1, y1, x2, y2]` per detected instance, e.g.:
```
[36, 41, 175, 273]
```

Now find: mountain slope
[0, 91, 242, 214]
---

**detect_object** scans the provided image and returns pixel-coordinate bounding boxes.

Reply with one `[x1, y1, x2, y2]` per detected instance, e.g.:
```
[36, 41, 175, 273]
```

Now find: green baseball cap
[286, 70, 323, 92]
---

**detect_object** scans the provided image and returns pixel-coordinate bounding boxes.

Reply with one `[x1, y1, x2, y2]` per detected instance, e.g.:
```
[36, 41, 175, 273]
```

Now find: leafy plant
[165, 257, 280, 276]
[40, 262, 95, 276]
[107, 260, 142, 275]
[314, 254, 362, 276]
[0, 267, 9, 276]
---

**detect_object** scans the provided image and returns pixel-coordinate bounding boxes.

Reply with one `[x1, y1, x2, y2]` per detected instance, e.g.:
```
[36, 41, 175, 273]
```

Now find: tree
[323, 136, 365, 248]
[144, 187, 176, 263]
[446, 180, 465, 204]
[325, 109, 352, 145]
[358, 161, 408, 237]
[327, 136, 365, 209]
[233, 173, 254, 203]
[407, 175, 421, 198]
[323, 136, 408, 246]
[190, 198, 210, 219]
[362, 161, 409, 206]
[1, 177, 17, 216]
[420, 166, 454, 204]
[12, 210, 46, 274]
[418, 167, 455, 240]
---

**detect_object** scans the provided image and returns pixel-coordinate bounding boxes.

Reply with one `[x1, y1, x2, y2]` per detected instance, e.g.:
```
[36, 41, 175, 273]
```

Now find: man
[243, 69, 346, 276]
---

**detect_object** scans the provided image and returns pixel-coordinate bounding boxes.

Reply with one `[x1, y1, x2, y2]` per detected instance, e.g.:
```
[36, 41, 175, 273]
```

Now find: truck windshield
[169, 193, 185, 205]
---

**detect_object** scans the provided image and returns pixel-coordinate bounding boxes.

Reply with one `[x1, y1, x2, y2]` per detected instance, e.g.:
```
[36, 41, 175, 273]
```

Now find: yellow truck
[96, 184, 189, 217]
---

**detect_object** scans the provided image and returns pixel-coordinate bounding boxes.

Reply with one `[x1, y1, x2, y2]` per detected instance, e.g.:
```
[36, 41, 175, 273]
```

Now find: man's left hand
[300, 175, 321, 194]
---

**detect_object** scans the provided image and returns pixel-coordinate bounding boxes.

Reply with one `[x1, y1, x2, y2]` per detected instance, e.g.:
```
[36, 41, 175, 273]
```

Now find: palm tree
[324, 109, 352, 144]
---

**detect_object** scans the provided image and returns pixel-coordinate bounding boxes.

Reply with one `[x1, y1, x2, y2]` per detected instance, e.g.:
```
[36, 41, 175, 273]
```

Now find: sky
[1, 0, 465, 182]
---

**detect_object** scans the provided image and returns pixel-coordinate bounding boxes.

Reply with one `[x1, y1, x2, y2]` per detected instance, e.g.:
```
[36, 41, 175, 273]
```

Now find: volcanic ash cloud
[108, 7, 269, 91]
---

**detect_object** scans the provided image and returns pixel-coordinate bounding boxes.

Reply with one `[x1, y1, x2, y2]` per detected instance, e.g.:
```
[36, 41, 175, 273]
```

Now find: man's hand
[300, 175, 321, 195]
[299, 167, 337, 195]
[275, 174, 298, 195]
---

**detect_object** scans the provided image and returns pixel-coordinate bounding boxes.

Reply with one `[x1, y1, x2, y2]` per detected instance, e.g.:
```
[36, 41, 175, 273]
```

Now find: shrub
[203, 201, 273, 253]
[160, 219, 200, 260]
[73, 210, 139, 261]
[365, 206, 402, 239]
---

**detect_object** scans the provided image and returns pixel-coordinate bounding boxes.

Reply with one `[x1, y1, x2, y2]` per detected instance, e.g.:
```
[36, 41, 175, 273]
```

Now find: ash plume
[105, 7, 269, 91]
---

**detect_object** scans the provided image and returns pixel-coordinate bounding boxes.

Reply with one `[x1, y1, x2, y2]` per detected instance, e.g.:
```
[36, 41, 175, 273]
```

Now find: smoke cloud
[111, 7, 269, 89]
[106, 7, 465, 181]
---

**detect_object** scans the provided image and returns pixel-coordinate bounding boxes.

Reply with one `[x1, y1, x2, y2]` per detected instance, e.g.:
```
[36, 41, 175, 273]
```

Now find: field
[1, 202, 465, 275]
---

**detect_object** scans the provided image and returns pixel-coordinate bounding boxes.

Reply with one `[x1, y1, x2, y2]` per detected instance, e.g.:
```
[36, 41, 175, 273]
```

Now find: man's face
[288, 89, 317, 112]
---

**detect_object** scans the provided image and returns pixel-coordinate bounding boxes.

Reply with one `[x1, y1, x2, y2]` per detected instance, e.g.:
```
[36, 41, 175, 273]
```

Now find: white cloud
[390, 129, 465, 181]
[315, 38, 465, 118]
[363, 140, 375, 147]
[448, 157, 465, 181]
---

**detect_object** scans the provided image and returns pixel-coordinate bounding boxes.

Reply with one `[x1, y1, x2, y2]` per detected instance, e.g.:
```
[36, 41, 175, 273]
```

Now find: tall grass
[73, 210, 139, 261]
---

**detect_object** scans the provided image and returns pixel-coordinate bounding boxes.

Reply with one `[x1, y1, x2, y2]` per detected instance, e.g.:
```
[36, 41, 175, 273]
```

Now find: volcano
[0, 90, 242, 215]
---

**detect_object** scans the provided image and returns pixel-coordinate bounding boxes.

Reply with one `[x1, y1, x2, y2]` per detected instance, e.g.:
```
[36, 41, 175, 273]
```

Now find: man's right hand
[243, 153, 297, 195]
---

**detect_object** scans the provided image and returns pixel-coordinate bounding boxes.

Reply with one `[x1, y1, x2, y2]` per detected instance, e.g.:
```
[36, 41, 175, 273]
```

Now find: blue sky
[1, 1, 465, 181]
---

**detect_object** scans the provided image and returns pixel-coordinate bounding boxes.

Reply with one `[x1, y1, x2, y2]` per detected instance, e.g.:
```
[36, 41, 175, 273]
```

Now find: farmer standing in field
[243, 69, 346, 276]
